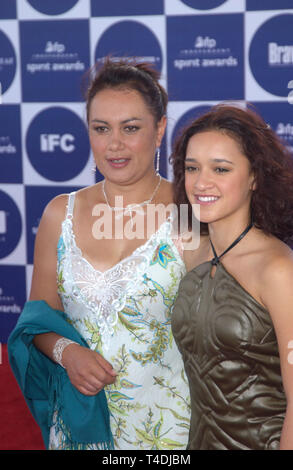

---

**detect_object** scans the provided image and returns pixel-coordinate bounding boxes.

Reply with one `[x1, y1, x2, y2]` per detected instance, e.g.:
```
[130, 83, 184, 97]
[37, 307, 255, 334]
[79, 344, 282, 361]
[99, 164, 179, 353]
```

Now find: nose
[108, 129, 124, 152]
[193, 169, 214, 191]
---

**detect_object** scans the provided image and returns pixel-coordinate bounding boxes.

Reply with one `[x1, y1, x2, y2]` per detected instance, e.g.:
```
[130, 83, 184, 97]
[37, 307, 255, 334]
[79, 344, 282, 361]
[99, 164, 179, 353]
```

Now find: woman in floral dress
[28, 58, 191, 450]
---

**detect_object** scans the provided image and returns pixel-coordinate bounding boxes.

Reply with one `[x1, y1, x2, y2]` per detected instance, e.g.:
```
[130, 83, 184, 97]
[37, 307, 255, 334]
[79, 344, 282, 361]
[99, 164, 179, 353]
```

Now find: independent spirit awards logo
[167, 14, 243, 100]
[0, 285, 21, 315]
[173, 34, 238, 71]
[0, 265, 26, 343]
[26, 40, 85, 75]
[276, 121, 293, 152]
[20, 20, 90, 101]
[0, 105, 22, 183]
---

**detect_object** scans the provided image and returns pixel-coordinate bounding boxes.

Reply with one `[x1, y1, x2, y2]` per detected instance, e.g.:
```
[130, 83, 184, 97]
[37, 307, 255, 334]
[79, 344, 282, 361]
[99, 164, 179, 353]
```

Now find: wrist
[52, 337, 78, 368]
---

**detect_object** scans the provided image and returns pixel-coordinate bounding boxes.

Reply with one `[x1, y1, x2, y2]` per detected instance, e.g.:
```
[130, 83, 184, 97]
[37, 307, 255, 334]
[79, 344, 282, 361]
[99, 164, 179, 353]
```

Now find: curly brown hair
[170, 103, 293, 245]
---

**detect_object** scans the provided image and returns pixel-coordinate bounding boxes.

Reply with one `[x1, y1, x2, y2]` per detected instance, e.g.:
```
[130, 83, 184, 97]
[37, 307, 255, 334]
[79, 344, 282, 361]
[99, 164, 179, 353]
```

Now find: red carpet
[0, 344, 45, 450]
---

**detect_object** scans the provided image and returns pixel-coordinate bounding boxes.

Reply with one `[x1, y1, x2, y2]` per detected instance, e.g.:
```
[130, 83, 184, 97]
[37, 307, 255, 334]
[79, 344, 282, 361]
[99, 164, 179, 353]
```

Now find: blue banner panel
[0, 105, 22, 184]
[26, 0, 79, 15]
[249, 14, 293, 97]
[25, 106, 90, 182]
[171, 105, 212, 147]
[20, 20, 90, 102]
[94, 20, 162, 73]
[246, 0, 293, 11]
[0, 0, 17, 19]
[91, 0, 164, 16]
[0, 265, 26, 343]
[0, 29, 17, 94]
[251, 102, 293, 155]
[0, 190, 22, 260]
[25, 185, 83, 265]
[167, 14, 244, 101]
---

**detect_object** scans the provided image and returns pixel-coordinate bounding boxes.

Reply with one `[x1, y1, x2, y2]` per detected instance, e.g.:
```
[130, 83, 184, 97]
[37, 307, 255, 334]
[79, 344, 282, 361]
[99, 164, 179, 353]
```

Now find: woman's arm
[260, 251, 293, 449]
[30, 195, 117, 395]
[29, 194, 65, 310]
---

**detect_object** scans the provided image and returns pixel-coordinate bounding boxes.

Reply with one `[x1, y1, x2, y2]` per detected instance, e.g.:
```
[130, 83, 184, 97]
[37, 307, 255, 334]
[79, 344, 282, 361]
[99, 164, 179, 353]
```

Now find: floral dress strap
[66, 191, 76, 219]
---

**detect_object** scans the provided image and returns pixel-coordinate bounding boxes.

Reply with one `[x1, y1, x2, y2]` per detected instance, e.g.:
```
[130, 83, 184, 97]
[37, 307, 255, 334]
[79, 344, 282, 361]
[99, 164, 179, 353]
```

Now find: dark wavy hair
[84, 56, 168, 124]
[170, 103, 293, 245]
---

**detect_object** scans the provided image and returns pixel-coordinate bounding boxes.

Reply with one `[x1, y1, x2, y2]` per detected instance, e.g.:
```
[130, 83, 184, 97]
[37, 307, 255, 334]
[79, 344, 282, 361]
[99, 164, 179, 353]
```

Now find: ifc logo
[26, 107, 90, 182]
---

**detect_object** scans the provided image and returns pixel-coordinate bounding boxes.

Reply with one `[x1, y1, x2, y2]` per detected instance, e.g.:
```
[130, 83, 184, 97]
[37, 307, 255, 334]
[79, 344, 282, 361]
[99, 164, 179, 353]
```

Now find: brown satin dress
[171, 261, 286, 450]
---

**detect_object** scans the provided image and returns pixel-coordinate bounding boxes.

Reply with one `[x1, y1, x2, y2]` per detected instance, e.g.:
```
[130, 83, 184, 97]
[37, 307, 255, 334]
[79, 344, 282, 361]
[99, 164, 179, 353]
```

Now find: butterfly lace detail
[59, 215, 173, 350]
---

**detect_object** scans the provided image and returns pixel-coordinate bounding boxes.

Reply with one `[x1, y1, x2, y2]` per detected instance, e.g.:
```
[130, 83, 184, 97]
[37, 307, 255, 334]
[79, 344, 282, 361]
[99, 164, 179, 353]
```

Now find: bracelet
[52, 337, 77, 368]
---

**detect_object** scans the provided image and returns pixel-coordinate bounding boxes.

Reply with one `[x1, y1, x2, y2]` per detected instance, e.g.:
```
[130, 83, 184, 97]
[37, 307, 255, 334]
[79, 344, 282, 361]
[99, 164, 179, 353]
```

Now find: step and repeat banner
[0, 0, 293, 342]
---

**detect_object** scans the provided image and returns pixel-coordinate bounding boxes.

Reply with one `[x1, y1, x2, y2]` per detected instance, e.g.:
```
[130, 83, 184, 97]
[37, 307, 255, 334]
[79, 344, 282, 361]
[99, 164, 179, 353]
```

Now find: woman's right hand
[61, 343, 117, 396]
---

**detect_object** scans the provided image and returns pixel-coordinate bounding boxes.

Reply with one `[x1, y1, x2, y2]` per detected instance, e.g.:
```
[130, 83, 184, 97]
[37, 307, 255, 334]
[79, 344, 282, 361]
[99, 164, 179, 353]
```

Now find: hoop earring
[155, 147, 160, 175]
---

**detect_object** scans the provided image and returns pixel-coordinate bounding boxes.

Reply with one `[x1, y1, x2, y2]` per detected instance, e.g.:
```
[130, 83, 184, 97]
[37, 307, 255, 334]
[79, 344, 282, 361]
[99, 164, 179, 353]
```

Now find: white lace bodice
[57, 192, 180, 350]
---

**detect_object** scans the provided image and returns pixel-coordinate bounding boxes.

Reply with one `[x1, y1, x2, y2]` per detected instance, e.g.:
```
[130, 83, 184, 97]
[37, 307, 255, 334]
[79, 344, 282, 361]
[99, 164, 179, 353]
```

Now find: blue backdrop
[0, 0, 293, 342]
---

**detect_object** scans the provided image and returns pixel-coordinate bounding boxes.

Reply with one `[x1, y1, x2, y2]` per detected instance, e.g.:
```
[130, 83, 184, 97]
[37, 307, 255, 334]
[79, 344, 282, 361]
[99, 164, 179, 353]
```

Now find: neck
[103, 171, 161, 208]
[208, 214, 252, 255]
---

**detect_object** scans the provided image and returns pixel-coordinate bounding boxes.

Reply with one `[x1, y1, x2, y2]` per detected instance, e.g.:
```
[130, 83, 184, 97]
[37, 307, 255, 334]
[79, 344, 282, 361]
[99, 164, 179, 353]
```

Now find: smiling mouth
[107, 158, 130, 167]
[109, 158, 128, 162]
[196, 195, 219, 204]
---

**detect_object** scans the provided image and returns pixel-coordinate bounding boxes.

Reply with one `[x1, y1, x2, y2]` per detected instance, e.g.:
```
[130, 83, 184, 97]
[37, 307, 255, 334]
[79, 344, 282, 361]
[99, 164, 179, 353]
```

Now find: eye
[214, 167, 230, 174]
[124, 125, 139, 133]
[185, 165, 199, 173]
[93, 126, 109, 133]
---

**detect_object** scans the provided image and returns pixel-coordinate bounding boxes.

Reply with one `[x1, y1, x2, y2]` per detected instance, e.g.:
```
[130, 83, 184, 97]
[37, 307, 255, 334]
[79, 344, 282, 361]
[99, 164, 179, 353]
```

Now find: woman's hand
[62, 343, 117, 396]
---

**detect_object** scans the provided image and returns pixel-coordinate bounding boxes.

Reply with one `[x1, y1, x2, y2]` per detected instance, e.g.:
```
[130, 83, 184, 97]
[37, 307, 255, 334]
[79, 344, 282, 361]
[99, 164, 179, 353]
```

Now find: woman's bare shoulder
[41, 184, 99, 220]
[255, 236, 293, 302]
[261, 238, 293, 280]
[254, 237, 293, 324]
[41, 193, 69, 226]
[36, 192, 77, 244]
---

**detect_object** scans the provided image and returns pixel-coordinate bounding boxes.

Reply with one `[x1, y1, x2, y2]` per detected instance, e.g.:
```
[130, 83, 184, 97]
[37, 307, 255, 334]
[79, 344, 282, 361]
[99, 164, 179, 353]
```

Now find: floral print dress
[50, 192, 191, 450]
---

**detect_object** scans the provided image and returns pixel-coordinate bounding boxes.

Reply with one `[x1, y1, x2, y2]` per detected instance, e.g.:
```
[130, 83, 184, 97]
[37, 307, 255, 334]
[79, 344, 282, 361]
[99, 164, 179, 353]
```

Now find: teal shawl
[7, 300, 114, 450]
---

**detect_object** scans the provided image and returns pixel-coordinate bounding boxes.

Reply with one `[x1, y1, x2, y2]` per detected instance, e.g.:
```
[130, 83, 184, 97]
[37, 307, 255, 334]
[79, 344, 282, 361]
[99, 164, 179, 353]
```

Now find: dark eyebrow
[212, 158, 234, 164]
[185, 157, 234, 165]
[90, 117, 143, 124]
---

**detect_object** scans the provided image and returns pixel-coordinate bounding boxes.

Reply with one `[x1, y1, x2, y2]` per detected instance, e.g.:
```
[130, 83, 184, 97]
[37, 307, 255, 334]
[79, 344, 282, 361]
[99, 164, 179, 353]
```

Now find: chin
[198, 219, 213, 225]
[192, 209, 215, 225]
[197, 212, 221, 225]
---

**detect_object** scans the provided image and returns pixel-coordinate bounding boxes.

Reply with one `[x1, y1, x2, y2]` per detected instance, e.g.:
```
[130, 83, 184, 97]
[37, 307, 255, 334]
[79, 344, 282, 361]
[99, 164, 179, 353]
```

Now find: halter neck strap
[210, 223, 253, 266]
